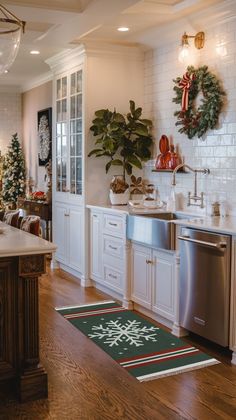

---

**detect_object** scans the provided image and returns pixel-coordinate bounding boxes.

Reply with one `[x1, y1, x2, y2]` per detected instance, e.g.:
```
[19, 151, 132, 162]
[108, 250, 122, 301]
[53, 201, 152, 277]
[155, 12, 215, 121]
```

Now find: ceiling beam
[123, 1, 173, 14]
[34, 0, 140, 47]
[0, 0, 92, 13]
[174, 0, 201, 13]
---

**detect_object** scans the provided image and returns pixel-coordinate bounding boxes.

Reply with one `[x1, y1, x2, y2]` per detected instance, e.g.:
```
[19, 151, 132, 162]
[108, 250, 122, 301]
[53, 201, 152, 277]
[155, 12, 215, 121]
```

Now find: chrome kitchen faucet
[171, 163, 210, 208]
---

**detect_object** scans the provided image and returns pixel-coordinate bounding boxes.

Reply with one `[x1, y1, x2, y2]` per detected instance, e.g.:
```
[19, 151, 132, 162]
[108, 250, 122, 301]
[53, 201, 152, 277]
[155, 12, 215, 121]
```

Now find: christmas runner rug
[55, 300, 219, 382]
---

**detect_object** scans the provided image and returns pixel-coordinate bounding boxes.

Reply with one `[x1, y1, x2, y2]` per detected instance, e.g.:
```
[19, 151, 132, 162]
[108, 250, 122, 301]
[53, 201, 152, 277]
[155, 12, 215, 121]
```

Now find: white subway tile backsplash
[0, 92, 22, 154]
[144, 22, 236, 215]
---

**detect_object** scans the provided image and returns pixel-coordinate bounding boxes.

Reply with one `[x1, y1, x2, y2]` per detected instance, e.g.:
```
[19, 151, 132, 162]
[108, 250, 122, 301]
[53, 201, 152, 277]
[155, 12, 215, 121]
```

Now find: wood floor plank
[0, 267, 235, 420]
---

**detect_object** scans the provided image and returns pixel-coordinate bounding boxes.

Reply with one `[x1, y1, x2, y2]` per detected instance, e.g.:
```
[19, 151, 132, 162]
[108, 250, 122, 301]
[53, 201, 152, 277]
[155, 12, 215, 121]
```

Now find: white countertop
[87, 203, 236, 235]
[174, 216, 236, 236]
[87, 203, 130, 214]
[0, 222, 57, 257]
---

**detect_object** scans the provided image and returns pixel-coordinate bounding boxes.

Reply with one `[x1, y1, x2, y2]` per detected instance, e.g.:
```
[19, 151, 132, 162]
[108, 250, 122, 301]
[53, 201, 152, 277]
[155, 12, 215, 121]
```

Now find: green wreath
[173, 65, 226, 139]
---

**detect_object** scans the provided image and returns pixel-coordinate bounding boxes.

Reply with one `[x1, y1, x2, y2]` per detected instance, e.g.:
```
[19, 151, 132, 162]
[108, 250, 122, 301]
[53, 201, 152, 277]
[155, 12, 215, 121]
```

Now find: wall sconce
[178, 31, 205, 64]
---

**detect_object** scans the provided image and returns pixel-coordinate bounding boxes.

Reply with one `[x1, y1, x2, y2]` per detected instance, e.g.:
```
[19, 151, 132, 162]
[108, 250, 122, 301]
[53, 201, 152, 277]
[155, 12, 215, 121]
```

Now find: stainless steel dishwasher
[178, 227, 231, 346]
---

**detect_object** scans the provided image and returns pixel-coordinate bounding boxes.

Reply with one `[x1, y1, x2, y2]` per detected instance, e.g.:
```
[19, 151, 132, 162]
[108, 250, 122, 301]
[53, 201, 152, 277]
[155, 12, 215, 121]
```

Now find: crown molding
[45, 45, 86, 74]
[76, 40, 144, 60]
[46, 41, 144, 74]
[21, 71, 53, 93]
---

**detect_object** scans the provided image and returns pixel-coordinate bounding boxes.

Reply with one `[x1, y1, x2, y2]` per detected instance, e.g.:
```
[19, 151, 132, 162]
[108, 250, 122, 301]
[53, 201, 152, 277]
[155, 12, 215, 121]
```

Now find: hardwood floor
[0, 268, 236, 420]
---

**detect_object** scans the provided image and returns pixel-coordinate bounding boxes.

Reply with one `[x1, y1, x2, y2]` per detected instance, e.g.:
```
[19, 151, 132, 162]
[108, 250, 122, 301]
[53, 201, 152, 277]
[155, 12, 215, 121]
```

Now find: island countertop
[0, 221, 57, 257]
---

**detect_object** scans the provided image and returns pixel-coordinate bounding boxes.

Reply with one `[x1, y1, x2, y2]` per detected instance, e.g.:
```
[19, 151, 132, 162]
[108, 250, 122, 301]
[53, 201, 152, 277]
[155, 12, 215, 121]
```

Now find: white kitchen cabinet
[131, 243, 176, 323]
[131, 243, 152, 309]
[48, 43, 143, 282]
[53, 203, 67, 264]
[102, 212, 126, 295]
[89, 207, 132, 306]
[52, 60, 85, 278]
[152, 250, 175, 321]
[55, 68, 83, 203]
[68, 206, 83, 271]
[54, 202, 83, 273]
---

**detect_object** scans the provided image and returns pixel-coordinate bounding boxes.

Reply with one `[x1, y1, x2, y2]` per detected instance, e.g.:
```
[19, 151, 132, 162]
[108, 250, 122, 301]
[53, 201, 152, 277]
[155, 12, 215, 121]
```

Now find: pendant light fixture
[0, 3, 25, 75]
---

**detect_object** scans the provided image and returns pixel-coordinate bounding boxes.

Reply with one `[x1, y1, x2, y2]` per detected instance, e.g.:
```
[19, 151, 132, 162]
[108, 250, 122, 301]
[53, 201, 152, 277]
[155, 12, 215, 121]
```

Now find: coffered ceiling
[1, 0, 92, 13]
[0, 0, 229, 89]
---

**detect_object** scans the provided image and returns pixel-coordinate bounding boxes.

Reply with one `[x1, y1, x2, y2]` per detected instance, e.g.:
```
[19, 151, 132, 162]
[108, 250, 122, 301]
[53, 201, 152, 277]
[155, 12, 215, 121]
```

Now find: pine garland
[2, 133, 26, 206]
[173, 65, 226, 139]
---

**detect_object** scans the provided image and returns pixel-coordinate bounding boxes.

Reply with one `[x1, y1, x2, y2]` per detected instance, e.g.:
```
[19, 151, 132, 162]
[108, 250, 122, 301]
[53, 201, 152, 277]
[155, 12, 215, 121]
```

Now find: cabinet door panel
[152, 251, 175, 320]
[131, 245, 152, 309]
[90, 212, 102, 279]
[68, 207, 83, 271]
[54, 203, 67, 263]
[0, 259, 17, 379]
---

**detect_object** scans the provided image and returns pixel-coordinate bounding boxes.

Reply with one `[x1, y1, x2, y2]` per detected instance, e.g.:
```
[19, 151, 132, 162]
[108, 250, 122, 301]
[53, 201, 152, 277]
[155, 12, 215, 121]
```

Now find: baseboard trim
[133, 303, 173, 330]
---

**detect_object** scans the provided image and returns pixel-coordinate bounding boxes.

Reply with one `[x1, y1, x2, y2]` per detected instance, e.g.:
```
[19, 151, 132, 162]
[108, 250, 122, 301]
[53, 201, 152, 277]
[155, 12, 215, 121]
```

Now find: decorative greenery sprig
[173, 65, 226, 139]
[88, 100, 153, 180]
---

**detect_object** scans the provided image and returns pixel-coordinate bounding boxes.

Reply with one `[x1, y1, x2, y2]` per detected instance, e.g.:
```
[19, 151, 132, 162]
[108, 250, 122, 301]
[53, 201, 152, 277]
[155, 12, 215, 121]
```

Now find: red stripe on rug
[125, 349, 200, 370]
[118, 345, 192, 363]
[65, 308, 127, 319]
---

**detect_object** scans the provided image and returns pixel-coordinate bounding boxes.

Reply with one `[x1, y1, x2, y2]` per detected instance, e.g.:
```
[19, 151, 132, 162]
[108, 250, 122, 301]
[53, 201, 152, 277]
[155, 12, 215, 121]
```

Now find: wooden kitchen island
[0, 222, 56, 402]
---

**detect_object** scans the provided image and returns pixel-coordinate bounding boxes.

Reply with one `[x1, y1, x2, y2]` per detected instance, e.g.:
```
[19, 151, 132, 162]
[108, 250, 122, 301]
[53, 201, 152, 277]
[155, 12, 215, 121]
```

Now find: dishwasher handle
[178, 235, 227, 249]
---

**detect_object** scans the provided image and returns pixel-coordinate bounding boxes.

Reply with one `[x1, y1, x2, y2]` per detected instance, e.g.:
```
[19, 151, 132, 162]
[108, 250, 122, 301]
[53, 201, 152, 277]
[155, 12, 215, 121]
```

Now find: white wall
[0, 91, 22, 154]
[85, 48, 144, 205]
[143, 19, 236, 215]
[22, 81, 52, 192]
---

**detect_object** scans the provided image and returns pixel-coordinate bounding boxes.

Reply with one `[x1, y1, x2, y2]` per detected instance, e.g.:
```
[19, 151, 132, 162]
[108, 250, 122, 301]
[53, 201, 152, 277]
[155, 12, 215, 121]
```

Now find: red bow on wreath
[178, 72, 195, 112]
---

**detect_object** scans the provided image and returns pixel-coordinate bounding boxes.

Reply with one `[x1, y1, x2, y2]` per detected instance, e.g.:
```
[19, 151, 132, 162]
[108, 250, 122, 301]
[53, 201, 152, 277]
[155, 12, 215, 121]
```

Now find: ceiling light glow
[117, 27, 129, 32]
[30, 50, 40, 55]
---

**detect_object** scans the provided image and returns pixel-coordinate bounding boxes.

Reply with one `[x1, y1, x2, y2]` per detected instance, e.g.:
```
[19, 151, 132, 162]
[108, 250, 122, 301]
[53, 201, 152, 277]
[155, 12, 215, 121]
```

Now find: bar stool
[20, 215, 41, 236]
[3, 210, 20, 228]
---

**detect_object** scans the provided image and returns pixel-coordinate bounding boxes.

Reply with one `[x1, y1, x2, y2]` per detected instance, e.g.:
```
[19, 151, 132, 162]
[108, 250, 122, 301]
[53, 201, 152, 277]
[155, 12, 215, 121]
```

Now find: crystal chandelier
[0, 3, 25, 75]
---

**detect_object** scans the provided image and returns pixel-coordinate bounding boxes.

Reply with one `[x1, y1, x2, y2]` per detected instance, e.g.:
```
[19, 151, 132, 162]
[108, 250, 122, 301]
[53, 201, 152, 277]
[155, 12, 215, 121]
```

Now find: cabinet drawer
[103, 235, 124, 259]
[103, 214, 125, 237]
[104, 265, 123, 292]
[103, 253, 125, 271]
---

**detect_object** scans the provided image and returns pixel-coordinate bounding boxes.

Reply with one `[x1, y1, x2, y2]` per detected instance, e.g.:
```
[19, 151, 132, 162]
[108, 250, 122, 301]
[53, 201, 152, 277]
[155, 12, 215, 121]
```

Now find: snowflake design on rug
[88, 319, 159, 347]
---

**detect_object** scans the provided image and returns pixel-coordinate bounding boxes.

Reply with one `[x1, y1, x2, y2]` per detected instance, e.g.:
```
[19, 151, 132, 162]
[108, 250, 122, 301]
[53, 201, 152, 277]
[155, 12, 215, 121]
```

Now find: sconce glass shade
[178, 31, 204, 64]
[0, 4, 25, 75]
[178, 43, 190, 64]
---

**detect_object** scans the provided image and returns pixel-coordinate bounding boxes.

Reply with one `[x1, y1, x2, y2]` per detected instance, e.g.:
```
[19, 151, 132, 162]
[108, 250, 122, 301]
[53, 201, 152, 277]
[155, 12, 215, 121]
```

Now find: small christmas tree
[2, 133, 26, 207]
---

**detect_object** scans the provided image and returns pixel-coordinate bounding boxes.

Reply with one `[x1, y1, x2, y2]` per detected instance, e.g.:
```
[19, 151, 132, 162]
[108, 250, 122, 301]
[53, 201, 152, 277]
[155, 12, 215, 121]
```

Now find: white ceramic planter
[109, 189, 130, 205]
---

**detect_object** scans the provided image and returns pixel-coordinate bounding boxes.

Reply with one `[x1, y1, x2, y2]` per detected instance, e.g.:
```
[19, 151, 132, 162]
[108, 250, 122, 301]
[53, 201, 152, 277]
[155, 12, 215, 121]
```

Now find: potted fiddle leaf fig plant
[88, 100, 153, 205]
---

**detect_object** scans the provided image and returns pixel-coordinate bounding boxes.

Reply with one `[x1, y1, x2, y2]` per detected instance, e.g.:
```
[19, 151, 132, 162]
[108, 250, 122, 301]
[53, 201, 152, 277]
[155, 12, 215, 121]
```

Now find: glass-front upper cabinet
[55, 68, 83, 197]
[56, 76, 67, 192]
[70, 70, 82, 195]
